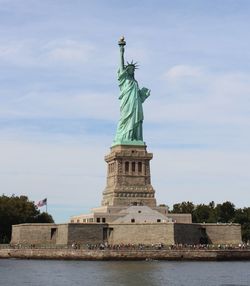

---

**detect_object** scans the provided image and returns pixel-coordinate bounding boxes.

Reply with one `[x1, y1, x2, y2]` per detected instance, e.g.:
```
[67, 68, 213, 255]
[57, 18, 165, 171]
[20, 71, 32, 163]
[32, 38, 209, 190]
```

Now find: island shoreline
[1, 248, 250, 261]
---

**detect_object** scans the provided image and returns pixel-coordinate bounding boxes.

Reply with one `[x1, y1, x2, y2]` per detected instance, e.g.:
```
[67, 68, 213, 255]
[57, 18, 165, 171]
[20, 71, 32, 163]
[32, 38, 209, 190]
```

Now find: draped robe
[113, 67, 150, 145]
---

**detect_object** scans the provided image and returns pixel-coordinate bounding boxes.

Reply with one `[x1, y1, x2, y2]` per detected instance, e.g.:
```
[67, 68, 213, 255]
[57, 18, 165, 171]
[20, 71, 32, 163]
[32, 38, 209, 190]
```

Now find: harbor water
[0, 259, 250, 286]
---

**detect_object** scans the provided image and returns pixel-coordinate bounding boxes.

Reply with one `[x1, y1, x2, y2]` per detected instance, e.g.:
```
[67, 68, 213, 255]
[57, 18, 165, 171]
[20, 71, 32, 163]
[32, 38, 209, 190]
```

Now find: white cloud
[0, 43, 21, 58]
[146, 66, 250, 126]
[0, 90, 119, 120]
[0, 39, 96, 67]
[45, 40, 95, 64]
[45, 91, 118, 120]
[0, 41, 35, 66]
[164, 65, 202, 80]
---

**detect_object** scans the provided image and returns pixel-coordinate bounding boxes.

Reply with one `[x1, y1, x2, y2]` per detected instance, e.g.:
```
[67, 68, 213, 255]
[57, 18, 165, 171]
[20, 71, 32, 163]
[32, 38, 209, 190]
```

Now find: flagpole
[46, 199, 47, 213]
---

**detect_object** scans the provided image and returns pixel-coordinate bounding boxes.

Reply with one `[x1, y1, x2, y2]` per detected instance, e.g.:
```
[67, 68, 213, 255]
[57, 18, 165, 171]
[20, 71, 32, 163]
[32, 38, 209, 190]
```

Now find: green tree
[0, 194, 54, 243]
[193, 204, 212, 223]
[34, 212, 54, 223]
[171, 200, 250, 242]
[216, 201, 235, 223]
[234, 208, 250, 242]
[207, 201, 218, 222]
[171, 201, 195, 214]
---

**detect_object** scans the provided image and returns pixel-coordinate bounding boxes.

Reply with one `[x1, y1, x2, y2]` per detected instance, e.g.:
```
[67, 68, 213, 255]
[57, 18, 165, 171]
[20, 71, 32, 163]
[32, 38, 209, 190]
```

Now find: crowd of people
[84, 242, 164, 250]
[73, 242, 250, 251]
[6, 242, 249, 250]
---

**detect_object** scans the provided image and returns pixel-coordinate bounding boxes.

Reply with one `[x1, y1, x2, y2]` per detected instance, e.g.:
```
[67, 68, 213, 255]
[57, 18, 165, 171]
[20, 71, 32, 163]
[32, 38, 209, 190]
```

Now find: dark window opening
[102, 218, 106, 223]
[97, 217, 100, 223]
[138, 162, 142, 172]
[51, 228, 57, 240]
[131, 218, 135, 223]
[125, 161, 129, 172]
[132, 162, 135, 172]
[157, 219, 161, 223]
[103, 227, 113, 240]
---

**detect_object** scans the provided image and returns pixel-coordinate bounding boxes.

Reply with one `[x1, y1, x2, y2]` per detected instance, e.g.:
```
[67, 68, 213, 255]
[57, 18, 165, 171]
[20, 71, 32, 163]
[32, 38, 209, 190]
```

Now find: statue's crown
[126, 60, 139, 69]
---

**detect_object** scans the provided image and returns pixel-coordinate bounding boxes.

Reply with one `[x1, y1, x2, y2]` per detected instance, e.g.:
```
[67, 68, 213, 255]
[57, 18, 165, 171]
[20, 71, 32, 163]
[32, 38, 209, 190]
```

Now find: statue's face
[127, 65, 135, 76]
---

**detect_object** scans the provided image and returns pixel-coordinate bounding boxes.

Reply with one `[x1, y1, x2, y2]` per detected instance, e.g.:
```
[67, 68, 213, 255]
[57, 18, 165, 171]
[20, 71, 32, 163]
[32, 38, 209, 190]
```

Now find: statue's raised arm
[113, 37, 150, 147]
[118, 36, 126, 71]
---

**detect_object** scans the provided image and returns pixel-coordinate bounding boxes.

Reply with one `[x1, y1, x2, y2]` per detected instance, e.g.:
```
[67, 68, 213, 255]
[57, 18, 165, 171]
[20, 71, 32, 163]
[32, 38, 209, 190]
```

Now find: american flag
[36, 198, 47, 208]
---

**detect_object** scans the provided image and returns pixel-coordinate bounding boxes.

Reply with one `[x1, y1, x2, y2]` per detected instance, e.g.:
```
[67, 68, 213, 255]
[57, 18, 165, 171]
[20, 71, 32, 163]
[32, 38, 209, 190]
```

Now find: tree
[216, 201, 235, 223]
[193, 204, 212, 223]
[34, 212, 54, 223]
[191, 202, 217, 223]
[234, 208, 250, 242]
[170, 200, 250, 242]
[0, 194, 54, 243]
[171, 201, 195, 214]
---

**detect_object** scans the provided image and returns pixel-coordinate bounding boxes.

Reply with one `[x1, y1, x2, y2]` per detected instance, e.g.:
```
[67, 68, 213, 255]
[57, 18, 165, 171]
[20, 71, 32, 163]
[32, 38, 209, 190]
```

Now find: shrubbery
[170, 201, 250, 242]
[0, 194, 54, 243]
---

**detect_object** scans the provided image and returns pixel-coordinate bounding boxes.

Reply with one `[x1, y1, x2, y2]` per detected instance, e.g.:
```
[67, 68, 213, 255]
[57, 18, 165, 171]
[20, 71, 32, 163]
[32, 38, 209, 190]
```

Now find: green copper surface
[112, 37, 150, 147]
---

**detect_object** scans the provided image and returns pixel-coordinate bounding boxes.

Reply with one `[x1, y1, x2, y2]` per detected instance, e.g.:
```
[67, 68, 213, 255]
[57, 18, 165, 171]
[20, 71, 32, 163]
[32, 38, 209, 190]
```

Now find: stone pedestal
[101, 144, 157, 207]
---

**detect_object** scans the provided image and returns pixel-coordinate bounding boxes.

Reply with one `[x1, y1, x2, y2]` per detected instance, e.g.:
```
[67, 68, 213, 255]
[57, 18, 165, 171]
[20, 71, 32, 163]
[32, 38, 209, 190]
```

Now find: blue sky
[1, 0, 250, 223]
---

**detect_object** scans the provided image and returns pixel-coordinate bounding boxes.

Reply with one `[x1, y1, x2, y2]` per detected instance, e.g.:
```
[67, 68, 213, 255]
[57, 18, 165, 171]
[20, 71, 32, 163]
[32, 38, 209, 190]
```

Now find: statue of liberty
[113, 37, 151, 146]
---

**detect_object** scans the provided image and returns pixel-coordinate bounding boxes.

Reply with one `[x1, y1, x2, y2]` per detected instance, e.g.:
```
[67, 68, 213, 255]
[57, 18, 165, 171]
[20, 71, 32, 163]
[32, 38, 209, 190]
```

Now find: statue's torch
[118, 36, 126, 47]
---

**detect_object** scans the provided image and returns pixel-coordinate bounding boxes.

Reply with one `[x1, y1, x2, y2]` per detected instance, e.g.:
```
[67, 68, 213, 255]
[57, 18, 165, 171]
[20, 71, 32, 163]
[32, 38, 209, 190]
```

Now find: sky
[0, 0, 250, 223]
